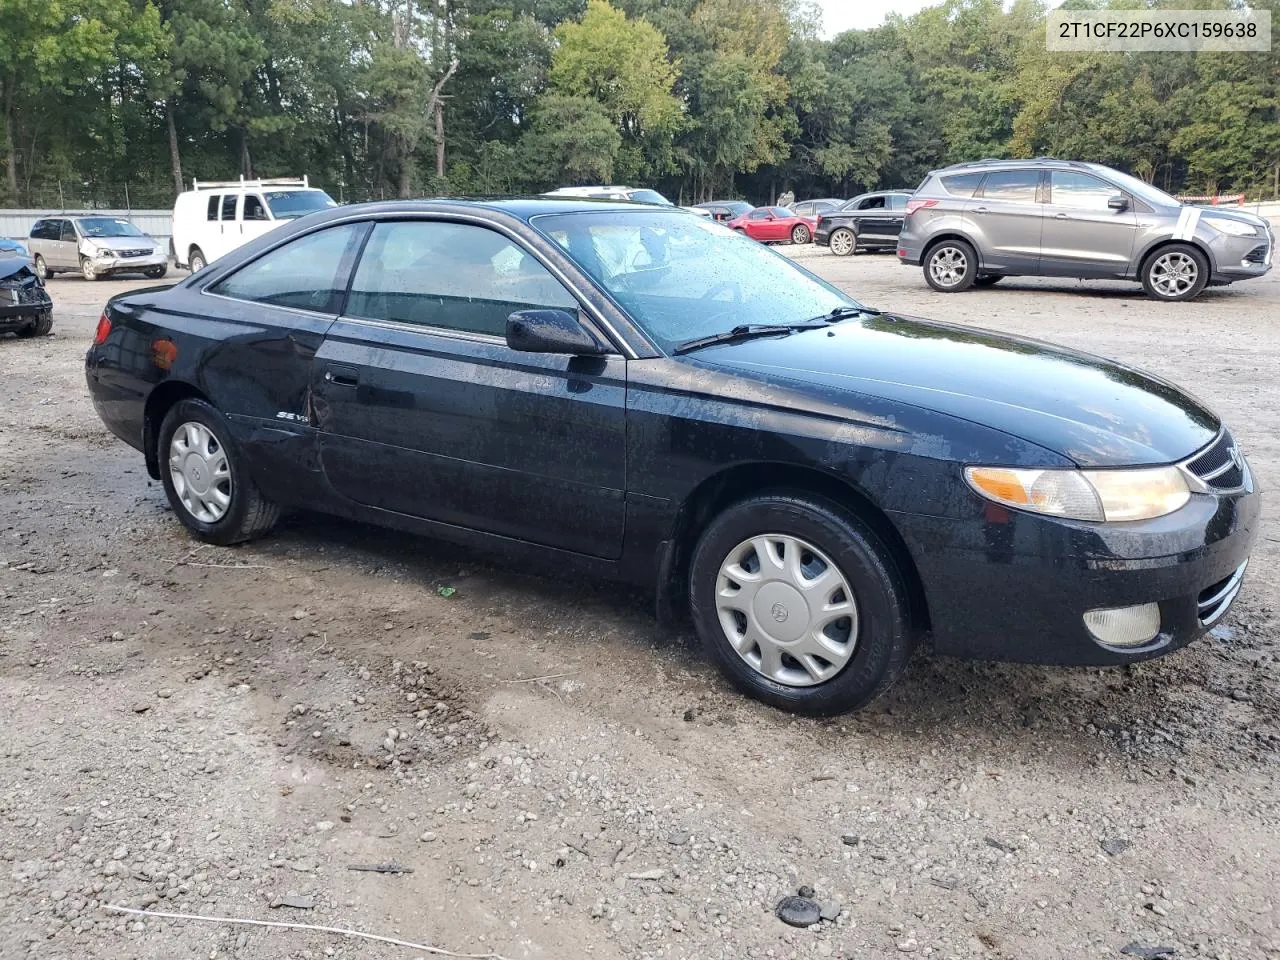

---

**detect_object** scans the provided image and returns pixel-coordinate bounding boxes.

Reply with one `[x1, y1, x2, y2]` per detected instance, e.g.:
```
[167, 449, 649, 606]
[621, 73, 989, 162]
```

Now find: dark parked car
[0, 240, 52, 338]
[692, 200, 752, 222]
[86, 200, 1259, 714]
[815, 192, 914, 255]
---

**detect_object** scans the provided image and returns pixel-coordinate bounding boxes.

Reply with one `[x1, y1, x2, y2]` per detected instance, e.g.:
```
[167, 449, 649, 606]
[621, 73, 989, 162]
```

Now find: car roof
[933, 157, 1106, 174]
[300, 196, 682, 223]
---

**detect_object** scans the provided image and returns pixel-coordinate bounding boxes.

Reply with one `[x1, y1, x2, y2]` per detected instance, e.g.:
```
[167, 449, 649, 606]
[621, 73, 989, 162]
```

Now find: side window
[206, 195, 220, 221]
[859, 196, 886, 210]
[772, 207, 791, 218]
[1050, 171, 1118, 211]
[346, 221, 578, 338]
[888, 194, 907, 210]
[29, 220, 45, 240]
[209, 223, 366, 314]
[243, 195, 269, 221]
[748, 209, 768, 220]
[979, 170, 1040, 203]
[60, 221, 77, 242]
[221, 195, 238, 221]
[939, 173, 985, 197]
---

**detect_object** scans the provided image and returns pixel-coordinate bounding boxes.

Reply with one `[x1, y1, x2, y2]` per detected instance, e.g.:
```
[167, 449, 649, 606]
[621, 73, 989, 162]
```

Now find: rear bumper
[890, 483, 1261, 666]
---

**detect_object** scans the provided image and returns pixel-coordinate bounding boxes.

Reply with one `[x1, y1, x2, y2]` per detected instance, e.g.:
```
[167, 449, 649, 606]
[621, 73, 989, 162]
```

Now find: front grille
[1198, 561, 1248, 626]
[1244, 244, 1268, 265]
[118, 248, 152, 258]
[1184, 430, 1246, 491]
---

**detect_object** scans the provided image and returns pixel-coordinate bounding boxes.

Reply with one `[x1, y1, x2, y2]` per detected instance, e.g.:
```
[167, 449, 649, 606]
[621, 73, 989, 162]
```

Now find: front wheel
[159, 398, 279, 545]
[1141, 244, 1209, 301]
[791, 224, 811, 244]
[15, 310, 52, 338]
[923, 239, 977, 292]
[689, 493, 915, 715]
[189, 248, 207, 273]
[34, 255, 51, 280]
[145, 265, 168, 280]
[829, 228, 857, 257]
[80, 257, 98, 281]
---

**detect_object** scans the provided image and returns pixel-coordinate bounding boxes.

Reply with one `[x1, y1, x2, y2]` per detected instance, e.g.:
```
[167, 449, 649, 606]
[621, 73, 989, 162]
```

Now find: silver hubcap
[715, 534, 858, 687]
[35, 257, 47, 279]
[831, 231, 854, 255]
[793, 226, 807, 243]
[82, 260, 94, 280]
[928, 246, 967, 287]
[192, 255, 204, 271]
[1150, 252, 1198, 297]
[168, 421, 232, 523]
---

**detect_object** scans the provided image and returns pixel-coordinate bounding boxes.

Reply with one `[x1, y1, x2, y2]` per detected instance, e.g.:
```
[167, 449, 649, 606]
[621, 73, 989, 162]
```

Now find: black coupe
[86, 199, 1259, 714]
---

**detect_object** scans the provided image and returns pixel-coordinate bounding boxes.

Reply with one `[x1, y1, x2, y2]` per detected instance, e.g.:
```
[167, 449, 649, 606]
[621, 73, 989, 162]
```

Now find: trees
[1, 0, 1276, 207]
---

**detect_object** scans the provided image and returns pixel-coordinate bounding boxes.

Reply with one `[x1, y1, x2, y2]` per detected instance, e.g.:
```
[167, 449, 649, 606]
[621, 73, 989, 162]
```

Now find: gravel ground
[1, 252, 1277, 960]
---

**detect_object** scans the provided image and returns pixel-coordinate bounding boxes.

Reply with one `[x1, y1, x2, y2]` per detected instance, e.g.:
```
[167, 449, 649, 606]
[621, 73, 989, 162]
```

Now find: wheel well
[1138, 238, 1213, 277]
[922, 233, 976, 262]
[143, 381, 209, 479]
[661, 463, 931, 634]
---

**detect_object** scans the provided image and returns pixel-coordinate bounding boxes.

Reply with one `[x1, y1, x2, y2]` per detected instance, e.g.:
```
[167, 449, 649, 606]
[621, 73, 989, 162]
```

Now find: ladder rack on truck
[190, 176, 310, 191]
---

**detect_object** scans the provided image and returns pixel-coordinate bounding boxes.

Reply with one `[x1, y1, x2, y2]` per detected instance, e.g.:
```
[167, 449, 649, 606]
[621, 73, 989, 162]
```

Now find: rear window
[939, 173, 985, 198]
[207, 195, 220, 221]
[221, 195, 238, 220]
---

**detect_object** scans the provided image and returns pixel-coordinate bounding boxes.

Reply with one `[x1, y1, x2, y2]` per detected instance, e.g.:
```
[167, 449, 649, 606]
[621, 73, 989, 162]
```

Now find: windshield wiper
[673, 322, 826, 355]
[805, 305, 881, 323]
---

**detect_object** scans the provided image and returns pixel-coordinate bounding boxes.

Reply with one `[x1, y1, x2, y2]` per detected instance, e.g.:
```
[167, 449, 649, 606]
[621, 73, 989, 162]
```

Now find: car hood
[87, 236, 157, 251]
[1189, 206, 1270, 230]
[690, 314, 1219, 467]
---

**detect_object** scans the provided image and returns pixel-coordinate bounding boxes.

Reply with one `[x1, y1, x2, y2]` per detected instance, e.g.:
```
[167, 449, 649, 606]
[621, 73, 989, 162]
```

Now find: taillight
[94, 312, 112, 345]
[905, 199, 939, 216]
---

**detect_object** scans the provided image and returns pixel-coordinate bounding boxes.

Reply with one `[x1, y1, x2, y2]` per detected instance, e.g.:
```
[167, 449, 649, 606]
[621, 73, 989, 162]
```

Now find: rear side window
[209, 223, 366, 314]
[979, 170, 1040, 203]
[221, 195, 238, 221]
[346, 221, 578, 337]
[29, 220, 47, 240]
[939, 173, 985, 197]
[206, 195, 220, 221]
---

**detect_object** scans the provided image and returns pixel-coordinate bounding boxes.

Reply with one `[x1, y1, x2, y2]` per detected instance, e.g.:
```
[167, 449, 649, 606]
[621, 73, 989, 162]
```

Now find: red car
[726, 206, 817, 244]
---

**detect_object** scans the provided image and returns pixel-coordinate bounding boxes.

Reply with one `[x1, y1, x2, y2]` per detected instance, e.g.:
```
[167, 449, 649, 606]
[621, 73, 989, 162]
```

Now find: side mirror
[1107, 195, 1129, 211]
[506, 309, 606, 356]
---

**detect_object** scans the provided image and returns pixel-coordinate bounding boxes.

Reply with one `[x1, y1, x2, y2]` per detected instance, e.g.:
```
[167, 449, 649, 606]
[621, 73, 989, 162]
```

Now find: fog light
[1083, 603, 1161, 648]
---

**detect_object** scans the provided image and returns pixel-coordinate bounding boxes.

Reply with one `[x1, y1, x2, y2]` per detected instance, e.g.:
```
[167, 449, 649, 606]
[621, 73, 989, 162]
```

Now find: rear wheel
[15, 311, 52, 338]
[689, 493, 915, 715]
[158, 398, 279, 545]
[923, 239, 977, 292]
[189, 247, 207, 273]
[791, 224, 811, 244]
[33, 255, 51, 280]
[1141, 243, 1208, 301]
[829, 228, 857, 256]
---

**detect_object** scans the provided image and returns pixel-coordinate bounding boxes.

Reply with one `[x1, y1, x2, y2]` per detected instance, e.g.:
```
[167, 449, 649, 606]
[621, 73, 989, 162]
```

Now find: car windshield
[628, 189, 672, 205]
[265, 190, 337, 219]
[77, 217, 144, 238]
[1091, 167, 1180, 207]
[534, 210, 859, 352]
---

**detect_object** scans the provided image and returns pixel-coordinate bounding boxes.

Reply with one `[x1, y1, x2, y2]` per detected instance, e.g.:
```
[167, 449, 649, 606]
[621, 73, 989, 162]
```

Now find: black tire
[828, 228, 857, 257]
[689, 493, 916, 715]
[158, 398, 279, 545]
[923, 238, 978, 292]
[15, 310, 52, 338]
[1141, 243, 1209, 302]
[974, 275, 1003, 287]
[791, 224, 811, 244]
[145, 265, 168, 280]
[80, 257, 98, 281]
[33, 255, 51, 280]
[189, 247, 207, 273]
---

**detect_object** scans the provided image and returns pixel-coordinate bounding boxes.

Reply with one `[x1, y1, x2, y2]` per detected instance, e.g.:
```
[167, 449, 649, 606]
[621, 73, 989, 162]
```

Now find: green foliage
[1, 0, 1277, 206]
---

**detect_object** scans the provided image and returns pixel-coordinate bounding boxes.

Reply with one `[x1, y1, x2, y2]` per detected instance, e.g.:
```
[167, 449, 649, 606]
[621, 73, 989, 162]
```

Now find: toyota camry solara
[85, 199, 1259, 714]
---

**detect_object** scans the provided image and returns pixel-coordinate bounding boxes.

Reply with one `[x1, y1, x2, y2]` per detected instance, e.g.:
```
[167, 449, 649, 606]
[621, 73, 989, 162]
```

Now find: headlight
[1204, 216, 1258, 238]
[964, 466, 1190, 522]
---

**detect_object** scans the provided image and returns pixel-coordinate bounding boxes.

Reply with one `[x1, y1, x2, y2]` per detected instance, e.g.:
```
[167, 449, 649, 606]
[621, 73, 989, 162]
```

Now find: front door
[1039, 170, 1138, 278]
[240, 194, 278, 247]
[311, 218, 628, 559]
[55, 220, 79, 269]
[967, 169, 1044, 273]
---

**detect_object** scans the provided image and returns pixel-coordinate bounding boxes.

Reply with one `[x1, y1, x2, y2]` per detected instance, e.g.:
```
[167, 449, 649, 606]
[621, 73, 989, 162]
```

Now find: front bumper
[0, 284, 51, 329]
[88, 253, 168, 275]
[890, 483, 1261, 666]
[1206, 225, 1273, 283]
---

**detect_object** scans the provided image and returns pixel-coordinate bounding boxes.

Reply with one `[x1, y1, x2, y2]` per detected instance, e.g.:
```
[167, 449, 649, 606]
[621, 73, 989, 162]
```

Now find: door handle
[324, 365, 359, 387]
[1054, 213, 1070, 220]
[973, 206, 989, 214]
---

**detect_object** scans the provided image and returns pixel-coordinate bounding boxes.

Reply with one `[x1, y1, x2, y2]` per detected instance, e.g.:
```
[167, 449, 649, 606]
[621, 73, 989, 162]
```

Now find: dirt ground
[2, 250, 1278, 960]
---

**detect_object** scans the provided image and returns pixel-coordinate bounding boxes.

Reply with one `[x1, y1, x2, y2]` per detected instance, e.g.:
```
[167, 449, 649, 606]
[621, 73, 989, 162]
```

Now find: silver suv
[897, 159, 1273, 301]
